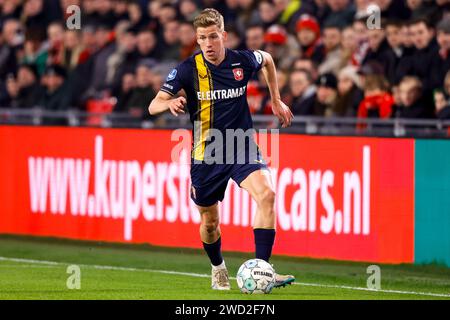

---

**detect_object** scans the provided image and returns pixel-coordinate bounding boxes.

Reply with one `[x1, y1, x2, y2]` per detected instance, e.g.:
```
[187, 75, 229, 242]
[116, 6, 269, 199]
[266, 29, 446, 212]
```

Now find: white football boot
[211, 261, 231, 290]
[273, 273, 295, 288]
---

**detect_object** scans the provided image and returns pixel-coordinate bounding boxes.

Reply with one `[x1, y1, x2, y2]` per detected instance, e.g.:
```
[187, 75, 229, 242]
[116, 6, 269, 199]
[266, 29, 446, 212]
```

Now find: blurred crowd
[0, 0, 450, 124]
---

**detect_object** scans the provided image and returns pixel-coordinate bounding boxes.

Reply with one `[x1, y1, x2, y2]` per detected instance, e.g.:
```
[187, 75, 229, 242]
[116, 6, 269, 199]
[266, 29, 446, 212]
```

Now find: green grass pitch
[0, 235, 448, 300]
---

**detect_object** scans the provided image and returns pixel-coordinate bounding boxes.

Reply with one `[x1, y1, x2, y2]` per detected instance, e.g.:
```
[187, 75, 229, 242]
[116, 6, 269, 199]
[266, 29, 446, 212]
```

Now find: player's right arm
[149, 64, 188, 117]
[148, 91, 187, 117]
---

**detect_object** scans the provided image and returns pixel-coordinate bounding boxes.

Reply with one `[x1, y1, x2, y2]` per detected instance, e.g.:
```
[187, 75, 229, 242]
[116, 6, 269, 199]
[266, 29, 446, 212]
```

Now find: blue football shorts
[190, 152, 269, 207]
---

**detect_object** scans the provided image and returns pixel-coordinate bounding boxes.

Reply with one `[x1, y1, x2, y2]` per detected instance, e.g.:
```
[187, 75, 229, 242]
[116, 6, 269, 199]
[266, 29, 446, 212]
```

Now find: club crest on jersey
[233, 68, 244, 81]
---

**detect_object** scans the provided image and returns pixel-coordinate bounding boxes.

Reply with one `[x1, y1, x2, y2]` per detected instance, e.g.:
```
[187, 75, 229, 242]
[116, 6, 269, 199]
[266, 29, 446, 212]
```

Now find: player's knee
[258, 188, 276, 209]
[203, 219, 219, 234]
[200, 210, 219, 234]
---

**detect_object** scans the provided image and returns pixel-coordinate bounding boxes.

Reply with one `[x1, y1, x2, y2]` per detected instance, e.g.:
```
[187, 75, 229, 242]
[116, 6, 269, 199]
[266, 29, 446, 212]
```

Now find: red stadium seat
[86, 98, 116, 126]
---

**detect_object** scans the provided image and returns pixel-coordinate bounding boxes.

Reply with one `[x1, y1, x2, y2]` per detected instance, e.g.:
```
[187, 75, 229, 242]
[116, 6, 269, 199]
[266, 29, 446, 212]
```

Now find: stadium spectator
[84, 23, 116, 97]
[336, 65, 364, 116]
[295, 14, 323, 63]
[406, 0, 440, 21]
[0, 0, 448, 122]
[147, 0, 162, 21]
[149, 63, 170, 94]
[0, 73, 15, 107]
[392, 76, 429, 118]
[2, 64, 41, 109]
[375, 0, 411, 20]
[106, 25, 138, 93]
[161, 20, 181, 62]
[235, 0, 259, 36]
[179, 21, 198, 60]
[179, 0, 202, 23]
[257, 0, 280, 29]
[293, 58, 319, 81]
[95, 0, 116, 29]
[437, 17, 450, 85]
[318, 23, 342, 75]
[0, 19, 22, 80]
[136, 29, 161, 61]
[247, 81, 271, 114]
[288, 68, 317, 115]
[354, 0, 370, 18]
[263, 24, 299, 71]
[352, 16, 369, 44]
[128, 1, 148, 32]
[362, 24, 390, 67]
[225, 26, 243, 50]
[123, 60, 157, 120]
[146, 0, 163, 33]
[434, 88, 450, 119]
[0, 0, 22, 23]
[211, 0, 239, 26]
[157, 4, 178, 27]
[95, 20, 116, 51]
[384, 20, 413, 86]
[37, 64, 72, 111]
[80, 0, 99, 27]
[277, 69, 290, 99]
[245, 24, 265, 51]
[21, 27, 47, 74]
[112, 0, 129, 22]
[62, 30, 90, 72]
[59, 24, 98, 109]
[80, 24, 97, 55]
[357, 74, 393, 119]
[340, 25, 358, 67]
[408, 18, 441, 94]
[401, 20, 415, 50]
[351, 17, 370, 66]
[309, 0, 331, 26]
[323, 0, 355, 28]
[45, 22, 65, 67]
[113, 72, 135, 113]
[22, 0, 54, 37]
[314, 72, 340, 116]
[357, 60, 388, 91]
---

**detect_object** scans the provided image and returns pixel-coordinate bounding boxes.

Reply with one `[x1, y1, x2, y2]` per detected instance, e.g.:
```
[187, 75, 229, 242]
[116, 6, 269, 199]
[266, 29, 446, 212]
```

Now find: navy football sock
[254, 228, 276, 262]
[203, 236, 224, 266]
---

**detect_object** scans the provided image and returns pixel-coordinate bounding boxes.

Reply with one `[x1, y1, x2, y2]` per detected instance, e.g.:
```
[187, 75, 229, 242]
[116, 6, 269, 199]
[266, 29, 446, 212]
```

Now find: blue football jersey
[160, 49, 264, 161]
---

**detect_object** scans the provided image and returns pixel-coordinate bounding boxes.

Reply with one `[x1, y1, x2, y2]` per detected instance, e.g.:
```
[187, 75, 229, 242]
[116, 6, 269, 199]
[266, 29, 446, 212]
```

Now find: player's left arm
[258, 50, 293, 128]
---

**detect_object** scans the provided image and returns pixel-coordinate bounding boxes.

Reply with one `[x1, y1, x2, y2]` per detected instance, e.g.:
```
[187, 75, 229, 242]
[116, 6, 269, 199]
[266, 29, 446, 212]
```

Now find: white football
[236, 258, 276, 294]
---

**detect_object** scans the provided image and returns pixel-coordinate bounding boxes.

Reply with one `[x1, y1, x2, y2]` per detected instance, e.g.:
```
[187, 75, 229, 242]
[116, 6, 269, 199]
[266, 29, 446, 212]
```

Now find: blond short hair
[193, 8, 224, 32]
[363, 74, 389, 92]
[400, 76, 422, 92]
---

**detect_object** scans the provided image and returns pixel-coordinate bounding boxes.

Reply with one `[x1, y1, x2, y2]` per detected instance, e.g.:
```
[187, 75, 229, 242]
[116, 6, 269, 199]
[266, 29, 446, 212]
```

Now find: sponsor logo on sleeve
[166, 69, 177, 81]
[253, 51, 263, 65]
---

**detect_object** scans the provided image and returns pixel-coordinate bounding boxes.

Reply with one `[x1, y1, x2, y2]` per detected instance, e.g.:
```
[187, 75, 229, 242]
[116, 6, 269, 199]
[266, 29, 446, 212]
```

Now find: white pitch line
[292, 282, 450, 298]
[0, 256, 449, 298]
